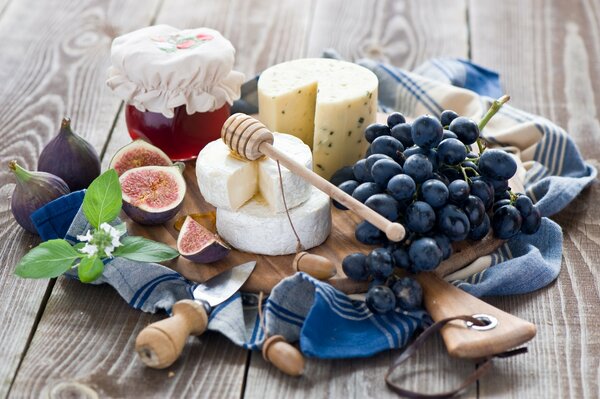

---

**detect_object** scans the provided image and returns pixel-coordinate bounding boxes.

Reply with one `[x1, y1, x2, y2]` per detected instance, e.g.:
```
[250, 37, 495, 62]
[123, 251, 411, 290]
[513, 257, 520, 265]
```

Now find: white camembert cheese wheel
[196, 133, 312, 213]
[258, 58, 378, 180]
[216, 186, 331, 256]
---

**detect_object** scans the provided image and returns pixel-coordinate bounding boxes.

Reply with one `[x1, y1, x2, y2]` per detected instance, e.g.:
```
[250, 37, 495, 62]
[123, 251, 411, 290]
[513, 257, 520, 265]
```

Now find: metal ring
[465, 314, 498, 331]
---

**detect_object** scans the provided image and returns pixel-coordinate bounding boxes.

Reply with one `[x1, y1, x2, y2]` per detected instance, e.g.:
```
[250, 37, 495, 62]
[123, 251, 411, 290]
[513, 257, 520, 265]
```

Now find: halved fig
[120, 166, 186, 225]
[177, 216, 230, 263]
[109, 140, 172, 176]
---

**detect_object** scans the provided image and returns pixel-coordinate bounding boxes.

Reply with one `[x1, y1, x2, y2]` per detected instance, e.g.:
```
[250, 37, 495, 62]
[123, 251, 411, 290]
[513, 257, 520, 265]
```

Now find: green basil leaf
[83, 169, 122, 228]
[78, 256, 104, 283]
[114, 222, 127, 237]
[14, 240, 81, 279]
[113, 236, 179, 263]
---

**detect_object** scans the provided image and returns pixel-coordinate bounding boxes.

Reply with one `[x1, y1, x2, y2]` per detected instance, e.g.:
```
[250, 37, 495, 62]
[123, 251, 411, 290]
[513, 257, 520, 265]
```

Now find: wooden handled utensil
[136, 261, 256, 369]
[221, 113, 406, 242]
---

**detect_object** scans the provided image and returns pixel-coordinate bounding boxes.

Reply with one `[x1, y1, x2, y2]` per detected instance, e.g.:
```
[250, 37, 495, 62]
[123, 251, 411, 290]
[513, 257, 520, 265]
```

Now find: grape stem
[476, 94, 511, 154]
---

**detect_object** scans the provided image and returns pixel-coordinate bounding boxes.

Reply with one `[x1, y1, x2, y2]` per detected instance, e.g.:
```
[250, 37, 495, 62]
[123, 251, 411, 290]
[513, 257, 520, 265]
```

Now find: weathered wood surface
[0, 0, 160, 396]
[470, 0, 600, 398]
[1, 0, 598, 398]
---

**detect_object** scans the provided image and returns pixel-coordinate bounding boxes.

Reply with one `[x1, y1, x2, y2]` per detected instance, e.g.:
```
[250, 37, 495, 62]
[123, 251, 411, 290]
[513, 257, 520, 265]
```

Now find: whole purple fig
[9, 160, 70, 234]
[38, 117, 101, 191]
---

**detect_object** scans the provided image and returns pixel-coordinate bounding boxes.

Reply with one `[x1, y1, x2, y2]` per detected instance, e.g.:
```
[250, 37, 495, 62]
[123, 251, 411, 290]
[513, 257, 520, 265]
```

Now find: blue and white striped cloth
[31, 56, 595, 359]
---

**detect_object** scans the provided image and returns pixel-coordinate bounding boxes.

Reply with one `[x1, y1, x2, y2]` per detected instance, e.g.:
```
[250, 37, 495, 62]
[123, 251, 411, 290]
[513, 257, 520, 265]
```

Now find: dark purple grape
[333, 180, 359, 210]
[440, 110, 460, 127]
[437, 138, 467, 166]
[342, 253, 370, 281]
[515, 194, 534, 216]
[409, 237, 443, 271]
[365, 153, 392, 171]
[390, 123, 414, 148]
[387, 174, 416, 202]
[392, 277, 423, 310]
[468, 213, 491, 240]
[330, 166, 355, 186]
[479, 149, 517, 181]
[411, 115, 443, 149]
[352, 159, 374, 183]
[521, 207, 542, 234]
[366, 285, 396, 314]
[492, 205, 523, 239]
[352, 182, 381, 203]
[366, 248, 394, 279]
[449, 116, 480, 145]
[387, 112, 406, 128]
[470, 179, 495, 210]
[365, 193, 400, 221]
[462, 195, 486, 226]
[404, 154, 433, 183]
[437, 204, 471, 241]
[492, 199, 512, 212]
[420, 179, 449, 209]
[433, 172, 450, 186]
[485, 177, 509, 193]
[494, 190, 511, 201]
[405, 201, 436, 234]
[432, 234, 453, 259]
[440, 167, 463, 182]
[448, 179, 470, 203]
[355, 221, 386, 245]
[442, 130, 458, 140]
[391, 247, 411, 269]
[365, 123, 391, 143]
[371, 159, 402, 188]
[403, 145, 421, 158]
[371, 136, 404, 163]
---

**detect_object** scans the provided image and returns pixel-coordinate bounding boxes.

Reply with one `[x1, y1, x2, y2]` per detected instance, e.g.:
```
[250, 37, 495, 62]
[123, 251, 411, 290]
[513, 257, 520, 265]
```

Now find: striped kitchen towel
[31, 57, 596, 359]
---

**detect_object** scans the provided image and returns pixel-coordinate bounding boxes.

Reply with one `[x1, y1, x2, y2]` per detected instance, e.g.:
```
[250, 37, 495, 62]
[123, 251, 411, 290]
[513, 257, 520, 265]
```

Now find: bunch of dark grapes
[332, 96, 542, 315]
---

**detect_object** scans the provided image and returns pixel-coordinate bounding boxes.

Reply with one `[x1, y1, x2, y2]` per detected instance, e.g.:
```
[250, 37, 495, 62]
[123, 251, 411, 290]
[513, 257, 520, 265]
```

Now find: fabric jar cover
[106, 25, 245, 118]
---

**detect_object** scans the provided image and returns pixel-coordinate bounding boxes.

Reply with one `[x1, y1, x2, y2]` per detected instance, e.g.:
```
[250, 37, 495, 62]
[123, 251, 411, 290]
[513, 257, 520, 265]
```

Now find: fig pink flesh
[113, 148, 171, 176]
[179, 217, 215, 253]
[121, 169, 180, 208]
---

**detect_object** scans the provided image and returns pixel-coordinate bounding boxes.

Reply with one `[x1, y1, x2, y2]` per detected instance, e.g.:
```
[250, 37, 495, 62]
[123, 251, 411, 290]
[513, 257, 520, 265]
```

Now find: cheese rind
[196, 133, 312, 212]
[196, 139, 257, 211]
[216, 186, 332, 256]
[258, 58, 378, 179]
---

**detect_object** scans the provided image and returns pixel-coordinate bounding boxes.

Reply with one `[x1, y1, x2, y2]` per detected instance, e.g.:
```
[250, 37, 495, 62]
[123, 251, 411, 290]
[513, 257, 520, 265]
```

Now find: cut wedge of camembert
[196, 133, 312, 213]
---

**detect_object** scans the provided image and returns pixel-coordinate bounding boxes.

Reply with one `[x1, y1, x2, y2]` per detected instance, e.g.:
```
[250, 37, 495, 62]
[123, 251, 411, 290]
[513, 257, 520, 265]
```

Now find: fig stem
[61, 117, 72, 129]
[8, 160, 31, 182]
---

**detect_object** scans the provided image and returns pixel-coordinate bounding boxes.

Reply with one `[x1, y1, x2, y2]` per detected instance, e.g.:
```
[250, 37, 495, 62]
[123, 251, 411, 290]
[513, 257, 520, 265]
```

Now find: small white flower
[100, 223, 123, 249]
[76, 230, 93, 242]
[79, 243, 98, 257]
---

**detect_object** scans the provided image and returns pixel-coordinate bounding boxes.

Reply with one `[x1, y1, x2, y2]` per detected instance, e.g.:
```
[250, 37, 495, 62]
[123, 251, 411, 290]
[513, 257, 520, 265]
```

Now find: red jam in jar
[125, 104, 230, 161]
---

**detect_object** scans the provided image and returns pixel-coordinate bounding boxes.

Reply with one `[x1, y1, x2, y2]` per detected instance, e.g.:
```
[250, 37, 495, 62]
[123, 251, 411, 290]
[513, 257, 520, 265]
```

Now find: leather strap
[385, 315, 528, 398]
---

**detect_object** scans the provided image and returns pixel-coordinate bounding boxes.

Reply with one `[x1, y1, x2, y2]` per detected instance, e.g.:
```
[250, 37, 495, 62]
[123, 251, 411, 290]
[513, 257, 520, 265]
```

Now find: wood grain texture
[470, 0, 600, 398]
[9, 278, 247, 399]
[0, 0, 160, 396]
[307, 0, 468, 67]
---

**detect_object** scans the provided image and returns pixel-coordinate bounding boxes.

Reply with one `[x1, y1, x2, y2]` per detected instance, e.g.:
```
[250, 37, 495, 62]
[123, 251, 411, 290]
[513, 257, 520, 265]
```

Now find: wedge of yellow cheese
[258, 58, 378, 180]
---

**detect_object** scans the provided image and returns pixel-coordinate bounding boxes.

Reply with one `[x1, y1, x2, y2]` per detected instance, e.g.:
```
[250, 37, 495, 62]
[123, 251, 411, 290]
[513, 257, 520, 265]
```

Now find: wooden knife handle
[416, 272, 537, 359]
[135, 300, 208, 369]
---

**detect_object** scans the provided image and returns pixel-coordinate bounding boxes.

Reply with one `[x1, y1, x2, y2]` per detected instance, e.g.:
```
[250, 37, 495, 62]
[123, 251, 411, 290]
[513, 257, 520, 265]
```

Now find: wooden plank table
[1, 0, 598, 397]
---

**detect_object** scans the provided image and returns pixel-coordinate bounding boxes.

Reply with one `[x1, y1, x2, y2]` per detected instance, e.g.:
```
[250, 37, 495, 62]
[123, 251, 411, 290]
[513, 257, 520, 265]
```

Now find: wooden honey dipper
[221, 113, 406, 242]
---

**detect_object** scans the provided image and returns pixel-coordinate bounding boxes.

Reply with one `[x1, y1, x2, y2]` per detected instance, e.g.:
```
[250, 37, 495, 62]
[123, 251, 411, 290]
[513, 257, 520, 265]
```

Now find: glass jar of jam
[125, 103, 230, 161]
[107, 25, 244, 160]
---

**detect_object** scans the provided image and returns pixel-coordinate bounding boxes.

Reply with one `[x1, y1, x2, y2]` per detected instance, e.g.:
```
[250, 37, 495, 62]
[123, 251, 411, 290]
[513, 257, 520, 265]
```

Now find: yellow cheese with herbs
[258, 58, 378, 180]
